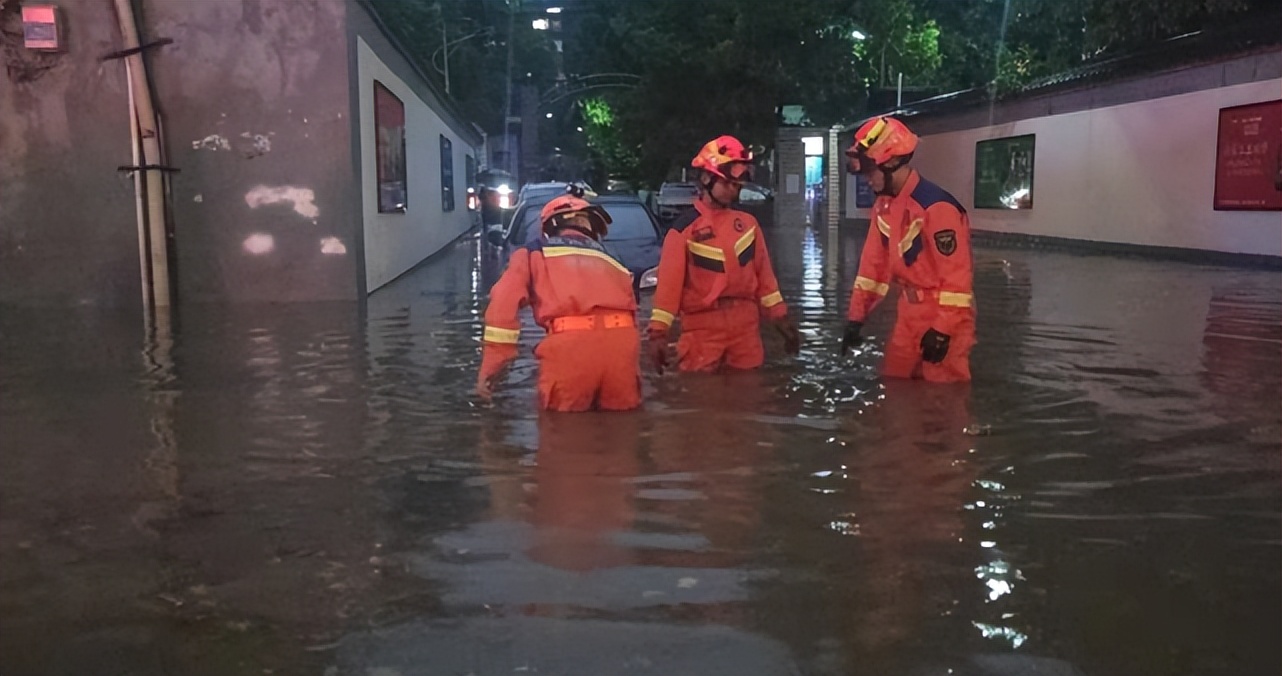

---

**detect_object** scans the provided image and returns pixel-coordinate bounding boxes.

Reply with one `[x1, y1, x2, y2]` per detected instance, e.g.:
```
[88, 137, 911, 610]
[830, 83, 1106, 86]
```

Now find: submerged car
[655, 182, 698, 221]
[738, 182, 774, 203]
[484, 193, 662, 294]
[518, 181, 595, 206]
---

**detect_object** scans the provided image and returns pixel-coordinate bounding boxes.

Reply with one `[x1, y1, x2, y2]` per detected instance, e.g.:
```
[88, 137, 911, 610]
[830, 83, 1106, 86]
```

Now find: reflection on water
[1, 225, 1279, 676]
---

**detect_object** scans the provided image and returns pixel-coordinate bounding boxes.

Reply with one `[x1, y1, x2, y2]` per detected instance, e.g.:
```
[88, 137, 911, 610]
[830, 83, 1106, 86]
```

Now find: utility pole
[502, 0, 516, 175]
[441, 14, 450, 94]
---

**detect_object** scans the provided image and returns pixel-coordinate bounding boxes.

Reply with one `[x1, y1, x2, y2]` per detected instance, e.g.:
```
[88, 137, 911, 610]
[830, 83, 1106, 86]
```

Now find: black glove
[774, 317, 801, 355]
[920, 328, 951, 364]
[647, 329, 669, 375]
[840, 321, 864, 355]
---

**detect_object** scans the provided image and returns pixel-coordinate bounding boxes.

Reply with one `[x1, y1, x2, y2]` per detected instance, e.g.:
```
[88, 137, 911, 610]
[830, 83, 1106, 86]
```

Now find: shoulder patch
[911, 177, 966, 214]
[667, 207, 700, 233]
[933, 229, 957, 256]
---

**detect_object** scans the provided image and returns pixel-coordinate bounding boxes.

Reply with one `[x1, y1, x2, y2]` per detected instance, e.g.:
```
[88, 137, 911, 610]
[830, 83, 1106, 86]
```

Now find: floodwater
[2, 218, 1279, 676]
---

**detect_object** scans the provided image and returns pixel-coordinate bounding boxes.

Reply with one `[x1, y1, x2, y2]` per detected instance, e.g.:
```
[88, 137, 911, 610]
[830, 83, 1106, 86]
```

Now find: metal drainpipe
[125, 60, 152, 325]
[113, 0, 172, 309]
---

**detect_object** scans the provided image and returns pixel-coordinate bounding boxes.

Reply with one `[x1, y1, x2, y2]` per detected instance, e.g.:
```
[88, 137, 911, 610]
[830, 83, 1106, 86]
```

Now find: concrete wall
[908, 51, 1282, 137]
[1, 0, 139, 308]
[917, 80, 1281, 256]
[773, 128, 818, 227]
[0, 0, 362, 307]
[845, 52, 1282, 259]
[147, 0, 361, 303]
[1, 0, 484, 307]
[349, 6, 483, 293]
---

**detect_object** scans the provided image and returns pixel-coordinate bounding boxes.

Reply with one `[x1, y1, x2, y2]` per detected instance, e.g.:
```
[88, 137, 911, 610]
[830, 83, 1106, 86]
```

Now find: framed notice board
[974, 134, 1035, 209]
[1214, 99, 1282, 211]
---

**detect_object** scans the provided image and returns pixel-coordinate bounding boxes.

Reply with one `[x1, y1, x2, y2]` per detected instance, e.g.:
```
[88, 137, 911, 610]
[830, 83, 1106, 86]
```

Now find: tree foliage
[580, 98, 639, 184]
[923, 0, 1269, 93]
[566, 0, 876, 185]
[372, 0, 1274, 185]
[371, 0, 557, 135]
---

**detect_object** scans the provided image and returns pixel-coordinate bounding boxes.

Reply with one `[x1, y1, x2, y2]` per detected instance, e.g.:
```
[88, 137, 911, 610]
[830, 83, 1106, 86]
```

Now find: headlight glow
[639, 266, 659, 289]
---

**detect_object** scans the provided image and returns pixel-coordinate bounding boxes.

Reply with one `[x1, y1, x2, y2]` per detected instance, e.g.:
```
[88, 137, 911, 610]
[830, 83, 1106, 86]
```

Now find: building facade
[838, 32, 1282, 264]
[0, 0, 484, 310]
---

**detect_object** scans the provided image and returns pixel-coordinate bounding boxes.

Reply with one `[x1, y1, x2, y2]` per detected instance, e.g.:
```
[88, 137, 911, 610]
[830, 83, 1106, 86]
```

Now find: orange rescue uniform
[849, 170, 976, 382]
[649, 200, 788, 372]
[480, 234, 641, 411]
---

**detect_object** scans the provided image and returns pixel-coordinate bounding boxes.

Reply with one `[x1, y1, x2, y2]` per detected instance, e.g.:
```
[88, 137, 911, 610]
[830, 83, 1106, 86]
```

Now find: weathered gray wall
[1, 0, 140, 308]
[146, 0, 360, 303]
[1, 0, 362, 308]
[773, 127, 821, 227]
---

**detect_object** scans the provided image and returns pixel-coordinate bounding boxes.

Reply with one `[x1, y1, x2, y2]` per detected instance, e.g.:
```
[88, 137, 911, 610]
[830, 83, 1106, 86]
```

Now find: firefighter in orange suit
[647, 135, 801, 373]
[842, 117, 976, 383]
[477, 191, 641, 411]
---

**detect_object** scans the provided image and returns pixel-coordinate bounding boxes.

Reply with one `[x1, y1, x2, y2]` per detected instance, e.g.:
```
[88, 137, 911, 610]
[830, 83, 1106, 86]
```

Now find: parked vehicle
[483, 193, 661, 294]
[518, 181, 596, 205]
[605, 179, 639, 194]
[739, 182, 774, 203]
[655, 182, 698, 221]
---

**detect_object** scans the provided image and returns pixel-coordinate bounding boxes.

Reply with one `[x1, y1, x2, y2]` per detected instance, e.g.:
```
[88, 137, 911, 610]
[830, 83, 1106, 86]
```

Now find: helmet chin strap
[547, 217, 598, 240]
[875, 157, 909, 196]
[700, 173, 735, 208]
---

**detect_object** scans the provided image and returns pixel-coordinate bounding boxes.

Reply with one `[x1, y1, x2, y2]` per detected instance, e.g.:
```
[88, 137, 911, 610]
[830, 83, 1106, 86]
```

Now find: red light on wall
[22, 5, 63, 51]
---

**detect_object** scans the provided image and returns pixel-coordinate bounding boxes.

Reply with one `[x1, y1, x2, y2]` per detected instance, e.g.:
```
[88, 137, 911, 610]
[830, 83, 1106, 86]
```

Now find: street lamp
[851, 30, 866, 40]
[546, 6, 562, 13]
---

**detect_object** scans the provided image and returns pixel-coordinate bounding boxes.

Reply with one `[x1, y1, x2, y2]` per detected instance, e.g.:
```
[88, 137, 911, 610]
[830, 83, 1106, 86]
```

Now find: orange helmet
[692, 135, 754, 182]
[846, 117, 918, 173]
[540, 193, 611, 238]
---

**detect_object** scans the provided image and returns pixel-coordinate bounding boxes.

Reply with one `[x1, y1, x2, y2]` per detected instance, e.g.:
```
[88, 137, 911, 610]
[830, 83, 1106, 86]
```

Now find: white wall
[357, 37, 478, 292]
[848, 79, 1282, 257]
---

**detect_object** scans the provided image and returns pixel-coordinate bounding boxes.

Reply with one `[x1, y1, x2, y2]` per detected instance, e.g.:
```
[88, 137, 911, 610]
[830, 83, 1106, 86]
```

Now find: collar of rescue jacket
[889, 168, 921, 205]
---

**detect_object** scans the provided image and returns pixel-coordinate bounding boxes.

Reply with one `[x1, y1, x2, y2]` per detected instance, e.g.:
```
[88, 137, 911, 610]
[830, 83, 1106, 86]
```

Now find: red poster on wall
[1213, 99, 1282, 211]
[374, 81, 407, 213]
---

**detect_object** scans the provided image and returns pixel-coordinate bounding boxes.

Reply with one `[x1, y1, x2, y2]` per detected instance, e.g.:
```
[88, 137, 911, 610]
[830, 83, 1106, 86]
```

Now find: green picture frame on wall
[974, 134, 1035, 209]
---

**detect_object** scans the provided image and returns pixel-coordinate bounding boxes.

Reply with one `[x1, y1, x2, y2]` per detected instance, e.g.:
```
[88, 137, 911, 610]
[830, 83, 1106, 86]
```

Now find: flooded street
[2, 220, 1279, 676]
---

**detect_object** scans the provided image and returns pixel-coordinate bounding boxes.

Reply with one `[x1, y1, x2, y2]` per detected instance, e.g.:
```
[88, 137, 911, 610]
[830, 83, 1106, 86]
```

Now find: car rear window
[602, 204, 658, 241]
[515, 203, 656, 244]
[524, 186, 566, 202]
[513, 207, 544, 244]
[661, 185, 698, 197]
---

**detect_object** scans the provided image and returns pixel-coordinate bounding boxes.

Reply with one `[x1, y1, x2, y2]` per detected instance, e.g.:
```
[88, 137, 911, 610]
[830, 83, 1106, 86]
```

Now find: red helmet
[692, 135, 754, 182]
[846, 117, 918, 173]
[540, 194, 611, 238]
